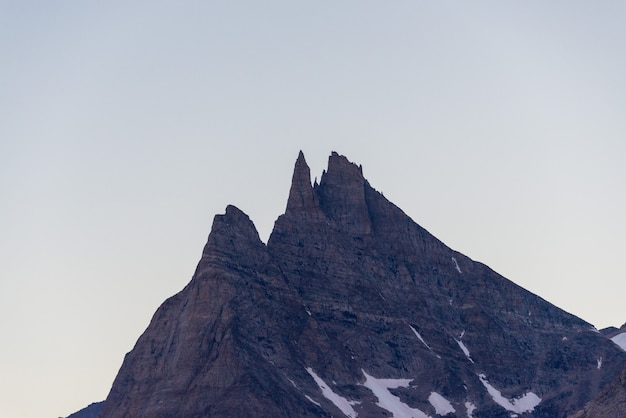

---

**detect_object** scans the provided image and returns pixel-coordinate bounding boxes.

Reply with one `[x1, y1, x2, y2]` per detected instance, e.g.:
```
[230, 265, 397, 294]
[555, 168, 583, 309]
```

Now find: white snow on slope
[456, 339, 474, 363]
[597, 357, 602, 370]
[305, 395, 321, 406]
[361, 370, 430, 418]
[464, 401, 477, 418]
[409, 325, 442, 359]
[478, 374, 541, 414]
[306, 368, 359, 418]
[611, 332, 626, 351]
[452, 257, 462, 274]
[409, 325, 432, 350]
[428, 392, 455, 415]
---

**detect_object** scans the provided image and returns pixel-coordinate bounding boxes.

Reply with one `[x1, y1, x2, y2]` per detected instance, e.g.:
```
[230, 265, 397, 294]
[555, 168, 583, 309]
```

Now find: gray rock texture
[98, 152, 626, 418]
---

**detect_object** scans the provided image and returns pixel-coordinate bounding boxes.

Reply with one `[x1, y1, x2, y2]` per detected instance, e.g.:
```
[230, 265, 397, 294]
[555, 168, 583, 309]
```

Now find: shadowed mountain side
[569, 362, 626, 418]
[98, 152, 626, 418]
[66, 402, 103, 418]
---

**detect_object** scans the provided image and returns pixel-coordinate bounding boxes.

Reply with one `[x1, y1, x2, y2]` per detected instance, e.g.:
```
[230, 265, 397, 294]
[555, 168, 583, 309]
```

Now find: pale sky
[1, 2, 625, 417]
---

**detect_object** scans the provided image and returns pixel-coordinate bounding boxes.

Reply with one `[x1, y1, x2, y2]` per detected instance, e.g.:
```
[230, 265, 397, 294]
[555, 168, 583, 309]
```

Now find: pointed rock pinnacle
[199, 205, 267, 271]
[285, 151, 324, 221]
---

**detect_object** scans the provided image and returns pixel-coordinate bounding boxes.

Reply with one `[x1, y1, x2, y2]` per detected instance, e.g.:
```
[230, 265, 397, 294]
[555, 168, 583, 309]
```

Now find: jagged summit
[196, 204, 267, 272]
[209, 204, 262, 248]
[284, 150, 371, 234]
[279, 150, 414, 239]
[317, 151, 371, 234]
[284, 150, 323, 222]
[97, 152, 626, 418]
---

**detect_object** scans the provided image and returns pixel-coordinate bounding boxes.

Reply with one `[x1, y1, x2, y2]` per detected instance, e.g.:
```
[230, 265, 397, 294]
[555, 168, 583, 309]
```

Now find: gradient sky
[1, 2, 625, 417]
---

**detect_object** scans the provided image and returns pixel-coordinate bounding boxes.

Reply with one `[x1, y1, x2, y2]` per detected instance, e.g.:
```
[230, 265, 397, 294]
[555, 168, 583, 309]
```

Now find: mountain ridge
[94, 151, 625, 418]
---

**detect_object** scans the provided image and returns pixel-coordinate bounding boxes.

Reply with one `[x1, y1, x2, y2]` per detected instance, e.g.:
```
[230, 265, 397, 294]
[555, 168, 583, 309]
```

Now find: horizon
[1, 2, 625, 417]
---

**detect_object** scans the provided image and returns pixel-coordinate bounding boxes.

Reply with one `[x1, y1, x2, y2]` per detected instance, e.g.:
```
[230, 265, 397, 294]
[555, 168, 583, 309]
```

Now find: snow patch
[410, 325, 432, 350]
[452, 257, 462, 273]
[597, 357, 602, 370]
[306, 368, 359, 418]
[611, 332, 626, 351]
[456, 339, 474, 363]
[428, 392, 455, 415]
[409, 325, 441, 358]
[465, 402, 476, 418]
[361, 370, 429, 418]
[478, 374, 541, 414]
[305, 395, 321, 406]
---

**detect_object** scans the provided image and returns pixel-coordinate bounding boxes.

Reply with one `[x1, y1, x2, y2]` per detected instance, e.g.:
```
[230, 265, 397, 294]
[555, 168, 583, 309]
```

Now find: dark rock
[67, 401, 104, 418]
[98, 152, 626, 418]
[569, 362, 626, 418]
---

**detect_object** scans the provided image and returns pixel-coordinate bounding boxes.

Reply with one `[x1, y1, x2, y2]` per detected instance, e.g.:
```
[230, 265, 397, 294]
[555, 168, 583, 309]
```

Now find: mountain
[97, 151, 626, 418]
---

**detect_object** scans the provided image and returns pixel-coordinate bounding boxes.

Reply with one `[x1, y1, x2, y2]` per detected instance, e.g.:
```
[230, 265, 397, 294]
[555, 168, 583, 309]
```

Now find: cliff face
[569, 363, 626, 418]
[99, 152, 626, 418]
[67, 402, 103, 418]
[569, 325, 626, 418]
[100, 205, 313, 417]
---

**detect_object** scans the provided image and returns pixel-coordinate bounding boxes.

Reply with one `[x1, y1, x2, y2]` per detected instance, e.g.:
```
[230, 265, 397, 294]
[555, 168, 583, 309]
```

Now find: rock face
[99, 152, 626, 418]
[569, 324, 626, 418]
[67, 401, 103, 418]
[569, 363, 626, 418]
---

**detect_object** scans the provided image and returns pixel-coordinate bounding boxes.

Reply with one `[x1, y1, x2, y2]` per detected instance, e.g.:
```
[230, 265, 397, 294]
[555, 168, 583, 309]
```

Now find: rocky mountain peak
[317, 151, 371, 234]
[284, 150, 324, 222]
[197, 204, 267, 274]
[210, 204, 261, 246]
[96, 152, 626, 418]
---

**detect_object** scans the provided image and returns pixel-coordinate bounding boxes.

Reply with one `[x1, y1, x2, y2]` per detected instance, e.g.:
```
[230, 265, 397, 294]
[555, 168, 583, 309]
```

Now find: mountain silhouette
[96, 152, 626, 418]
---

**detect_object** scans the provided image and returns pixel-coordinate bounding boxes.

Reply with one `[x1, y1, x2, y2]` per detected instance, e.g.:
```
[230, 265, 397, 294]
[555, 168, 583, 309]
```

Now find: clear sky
[1, 2, 625, 417]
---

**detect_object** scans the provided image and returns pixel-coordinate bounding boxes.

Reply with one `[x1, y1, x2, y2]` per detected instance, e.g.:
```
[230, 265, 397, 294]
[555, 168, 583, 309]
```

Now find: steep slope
[569, 323, 626, 417]
[99, 151, 626, 418]
[569, 363, 626, 418]
[99, 205, 322, 417]
[66, 401, 103, 418]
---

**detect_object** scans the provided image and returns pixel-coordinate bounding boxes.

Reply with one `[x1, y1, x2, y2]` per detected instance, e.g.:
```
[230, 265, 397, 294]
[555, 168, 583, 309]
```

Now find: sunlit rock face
[98, 152, 626, 418]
